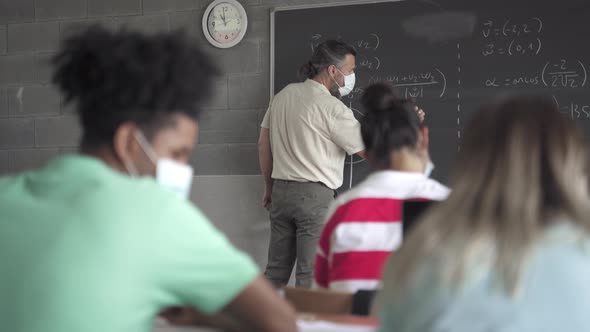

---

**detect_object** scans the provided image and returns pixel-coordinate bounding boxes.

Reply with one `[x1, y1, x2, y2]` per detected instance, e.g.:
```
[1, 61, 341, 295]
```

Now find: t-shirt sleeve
[154, 198, 259, 314]
[328, 104, 365, 155]
[261, 98, 273, 128]
[261, 107, 270, 128]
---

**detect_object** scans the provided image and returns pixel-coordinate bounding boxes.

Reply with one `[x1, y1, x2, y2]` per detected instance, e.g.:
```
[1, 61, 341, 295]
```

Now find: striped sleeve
[314, 200, 343, 289]
[319, 198, 405, 292]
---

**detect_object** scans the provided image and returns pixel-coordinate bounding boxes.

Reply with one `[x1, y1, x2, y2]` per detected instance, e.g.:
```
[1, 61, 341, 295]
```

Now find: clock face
[207, 3, 244, 44]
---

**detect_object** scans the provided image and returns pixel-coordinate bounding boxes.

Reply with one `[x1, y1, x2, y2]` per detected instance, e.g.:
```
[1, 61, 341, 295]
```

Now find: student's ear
[418, 126, 430, 154]
[113, 122, 142, 168]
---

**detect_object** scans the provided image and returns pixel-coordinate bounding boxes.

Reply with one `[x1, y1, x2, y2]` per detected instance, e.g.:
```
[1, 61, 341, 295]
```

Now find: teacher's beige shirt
[262, 79, 364, 189]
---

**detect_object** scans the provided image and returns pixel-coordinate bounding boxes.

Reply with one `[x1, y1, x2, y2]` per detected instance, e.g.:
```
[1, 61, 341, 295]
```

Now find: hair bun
[52, 26, 116, 104]
[298, 61, 318, 80]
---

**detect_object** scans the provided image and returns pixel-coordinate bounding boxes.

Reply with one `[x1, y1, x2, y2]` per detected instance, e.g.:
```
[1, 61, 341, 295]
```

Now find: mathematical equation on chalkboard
[340, 69, 448, 103]
[484, 58, 590, 121]
[310, 33, 380, 53]
[552, 95, 590, 120]
[480, 17, 543, 57]
[485, 59, 587, 88]
[368, 69, 448, 99]
[305, 16, 590, 124]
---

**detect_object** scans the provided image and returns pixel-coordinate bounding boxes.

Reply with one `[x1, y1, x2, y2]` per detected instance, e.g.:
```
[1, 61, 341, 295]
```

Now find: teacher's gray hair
[299, 40, 356, 80]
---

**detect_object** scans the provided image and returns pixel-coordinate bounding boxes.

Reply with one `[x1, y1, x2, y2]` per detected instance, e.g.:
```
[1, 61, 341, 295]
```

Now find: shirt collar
[364, 170, 427, 187]
[305, 79, 332, 96]
[44, 154, 118, 179]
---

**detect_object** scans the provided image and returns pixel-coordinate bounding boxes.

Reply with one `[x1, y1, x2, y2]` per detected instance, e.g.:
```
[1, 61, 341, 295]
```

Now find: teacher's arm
[258, 127, 273, 209]
[330, 105, 366, 160]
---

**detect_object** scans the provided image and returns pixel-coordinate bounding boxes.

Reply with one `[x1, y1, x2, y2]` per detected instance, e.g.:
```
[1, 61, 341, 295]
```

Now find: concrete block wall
[0, 0, 372, 176]
[0, 0, 374, 268]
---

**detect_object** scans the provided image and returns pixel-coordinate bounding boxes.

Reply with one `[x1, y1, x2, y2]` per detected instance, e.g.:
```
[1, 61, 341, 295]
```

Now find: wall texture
[0, 0, 371, 176]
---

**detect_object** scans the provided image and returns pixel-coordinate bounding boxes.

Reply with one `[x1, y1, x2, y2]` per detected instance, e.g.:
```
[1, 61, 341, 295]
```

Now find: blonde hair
[377, 96, 590, 305]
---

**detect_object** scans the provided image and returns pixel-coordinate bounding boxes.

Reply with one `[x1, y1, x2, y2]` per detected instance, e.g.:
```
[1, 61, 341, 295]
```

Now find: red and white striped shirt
[314, 170, 450, 292]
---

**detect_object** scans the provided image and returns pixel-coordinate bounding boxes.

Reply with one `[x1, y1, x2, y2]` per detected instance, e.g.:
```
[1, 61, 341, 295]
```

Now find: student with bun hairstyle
[314, 82, 449, 293]
[0, 26, 296, 332]
[376, 96, 590, 332]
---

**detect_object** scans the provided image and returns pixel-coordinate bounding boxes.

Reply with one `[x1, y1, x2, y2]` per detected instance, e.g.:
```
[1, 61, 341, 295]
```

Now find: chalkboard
[271, 0, 590, 191]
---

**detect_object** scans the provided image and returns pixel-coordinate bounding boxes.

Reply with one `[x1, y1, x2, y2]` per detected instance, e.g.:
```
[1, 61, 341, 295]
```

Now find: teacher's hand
[262, 188, 272, 210]
[414, 105, 426, 123]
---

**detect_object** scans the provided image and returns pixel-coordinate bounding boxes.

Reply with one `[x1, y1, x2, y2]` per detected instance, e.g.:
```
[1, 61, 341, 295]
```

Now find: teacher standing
[258, 40, 365, 288]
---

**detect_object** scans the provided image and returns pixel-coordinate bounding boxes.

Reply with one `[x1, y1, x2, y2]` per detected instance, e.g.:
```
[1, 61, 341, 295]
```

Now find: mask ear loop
[325, 63, 344, 88]
[133, 130, 159, 165]
[110, 138, 140, 177]
[122, 159, 139, 177]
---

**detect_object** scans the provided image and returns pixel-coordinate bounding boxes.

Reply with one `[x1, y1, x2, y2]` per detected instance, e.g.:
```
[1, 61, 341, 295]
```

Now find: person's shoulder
[411, 177, 450, 201]
[0, 172, 29, 201]
[541, 222, 590, 254]
[276, 81, 305, 96]
[300, 80, 346, 107]
[270, 82, 304, 106]
[528, 222, 590, 290]
[126, 179, 222, 240]
[427, 179, 451, 197]
[319, 94, 348, 109]
[128, 178, 193, 207]
[0, 173, 23, 187]
[106, 174, 198, 217]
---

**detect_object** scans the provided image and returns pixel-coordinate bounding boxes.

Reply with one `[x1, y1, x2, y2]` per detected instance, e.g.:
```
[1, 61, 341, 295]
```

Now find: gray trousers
[264, 180, 334, 288]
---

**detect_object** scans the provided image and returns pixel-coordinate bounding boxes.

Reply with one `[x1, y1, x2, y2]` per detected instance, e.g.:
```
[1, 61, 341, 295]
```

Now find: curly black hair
[52, 25, 219, 148]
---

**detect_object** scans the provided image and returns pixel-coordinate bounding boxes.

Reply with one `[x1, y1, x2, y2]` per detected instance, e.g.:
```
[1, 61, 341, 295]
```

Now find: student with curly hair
[0, 26, 296, 332]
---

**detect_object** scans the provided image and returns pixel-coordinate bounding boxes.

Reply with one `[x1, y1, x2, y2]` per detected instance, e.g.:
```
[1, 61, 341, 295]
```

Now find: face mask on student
[331, 67, 356, 97]
[424, 160, 435, 177]
[124, 131, 194, 200]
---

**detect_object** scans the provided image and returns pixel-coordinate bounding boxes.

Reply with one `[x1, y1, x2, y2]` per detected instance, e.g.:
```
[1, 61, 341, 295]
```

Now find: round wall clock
[202, 0, 248, 49]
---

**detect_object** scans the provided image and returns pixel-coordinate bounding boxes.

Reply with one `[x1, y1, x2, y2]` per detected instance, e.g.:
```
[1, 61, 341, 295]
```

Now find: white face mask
[331, 68, 356, 97]
[127, 131, 194, 200]
[424, 160, 435, 177]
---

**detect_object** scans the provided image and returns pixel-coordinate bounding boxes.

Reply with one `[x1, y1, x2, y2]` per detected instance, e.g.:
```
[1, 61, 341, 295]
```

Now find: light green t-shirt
[0, 155, 259, 332]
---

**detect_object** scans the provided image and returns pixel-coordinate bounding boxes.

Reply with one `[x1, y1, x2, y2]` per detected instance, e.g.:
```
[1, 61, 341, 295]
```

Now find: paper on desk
[297, 319, 377, 332]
